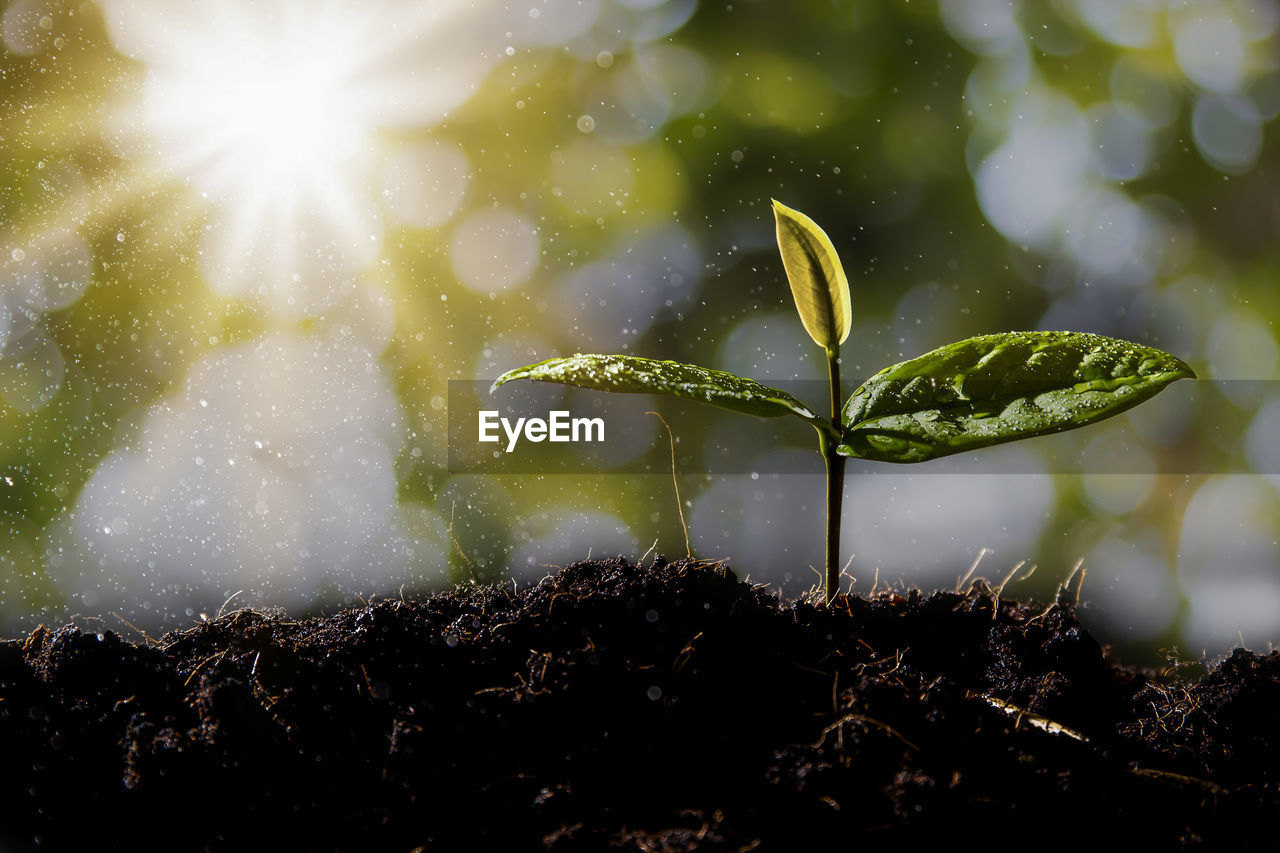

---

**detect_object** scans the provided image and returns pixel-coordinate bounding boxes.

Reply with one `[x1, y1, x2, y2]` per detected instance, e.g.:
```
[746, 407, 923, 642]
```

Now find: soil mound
[3, 558, 1277, 850]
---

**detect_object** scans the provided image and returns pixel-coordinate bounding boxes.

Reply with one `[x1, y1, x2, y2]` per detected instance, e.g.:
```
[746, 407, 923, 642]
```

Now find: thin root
[647, 410, 692, 558]
[975, 693, 1089, 743]
[216, 589, 245, 620]
[111, 612, 159, 646]
[956, 547, 991, 592]
[815, 712, 920, 753]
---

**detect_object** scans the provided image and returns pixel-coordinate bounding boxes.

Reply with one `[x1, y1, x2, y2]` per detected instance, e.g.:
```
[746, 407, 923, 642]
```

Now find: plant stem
[823, 347, 845, 604]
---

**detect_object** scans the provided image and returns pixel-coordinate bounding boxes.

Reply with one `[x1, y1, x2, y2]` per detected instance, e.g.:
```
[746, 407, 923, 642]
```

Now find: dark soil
[2, 558, 1278, 851]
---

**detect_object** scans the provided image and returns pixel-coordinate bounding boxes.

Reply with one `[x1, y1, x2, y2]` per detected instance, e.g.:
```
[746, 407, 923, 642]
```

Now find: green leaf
[492, 353, 826, 426]
[772, 199, 852, 350]
[837, 331, 1195, 463]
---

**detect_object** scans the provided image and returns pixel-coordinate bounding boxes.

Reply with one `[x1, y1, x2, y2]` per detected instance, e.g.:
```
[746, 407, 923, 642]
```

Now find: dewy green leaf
[772, 199, 852, 350]
[837, 331, 1195, 463]
[492, 353, 826, 426]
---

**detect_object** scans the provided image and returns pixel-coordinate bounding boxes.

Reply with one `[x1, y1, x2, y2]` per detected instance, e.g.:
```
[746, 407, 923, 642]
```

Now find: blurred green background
[2, 0, 1278, 661]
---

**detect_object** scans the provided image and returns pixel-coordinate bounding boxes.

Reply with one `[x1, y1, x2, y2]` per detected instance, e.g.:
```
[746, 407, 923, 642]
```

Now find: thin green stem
[823, 347, 845, 604]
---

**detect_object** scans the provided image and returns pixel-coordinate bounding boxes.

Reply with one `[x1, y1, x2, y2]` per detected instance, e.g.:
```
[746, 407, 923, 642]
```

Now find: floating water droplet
[576, 114, 596, 134]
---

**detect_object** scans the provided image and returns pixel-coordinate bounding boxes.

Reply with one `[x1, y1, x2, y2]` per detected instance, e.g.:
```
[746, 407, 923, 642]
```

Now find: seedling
[493, 201, 1195, 604]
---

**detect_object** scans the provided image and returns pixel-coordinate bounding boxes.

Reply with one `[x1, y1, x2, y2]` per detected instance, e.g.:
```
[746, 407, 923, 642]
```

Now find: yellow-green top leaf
[772, 199, 852, 350]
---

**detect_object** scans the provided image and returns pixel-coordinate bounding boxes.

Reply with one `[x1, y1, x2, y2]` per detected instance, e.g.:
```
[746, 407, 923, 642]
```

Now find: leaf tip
[489, 370, 515, 394]
[1159, 357, 1196, 383]
[771, 198, 802, 224]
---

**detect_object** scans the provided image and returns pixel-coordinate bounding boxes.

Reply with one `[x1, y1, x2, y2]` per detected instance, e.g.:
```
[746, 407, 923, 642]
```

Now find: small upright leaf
[492, 353, 826, 426]
[772, 199, 852, 350]
[838, 331, 1195, 463]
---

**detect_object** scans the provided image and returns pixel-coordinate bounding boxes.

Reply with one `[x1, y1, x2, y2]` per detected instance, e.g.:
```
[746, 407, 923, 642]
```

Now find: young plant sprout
[492, 201, 1195, 605]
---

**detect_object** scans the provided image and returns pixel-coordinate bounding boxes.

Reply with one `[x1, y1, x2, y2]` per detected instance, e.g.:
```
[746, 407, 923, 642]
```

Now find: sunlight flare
[143, 17, 367, 203]
[98, 0, 504, 315]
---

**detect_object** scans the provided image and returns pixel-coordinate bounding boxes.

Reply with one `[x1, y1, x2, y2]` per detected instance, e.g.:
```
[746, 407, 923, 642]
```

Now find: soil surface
[2, 557, 1278, 851]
